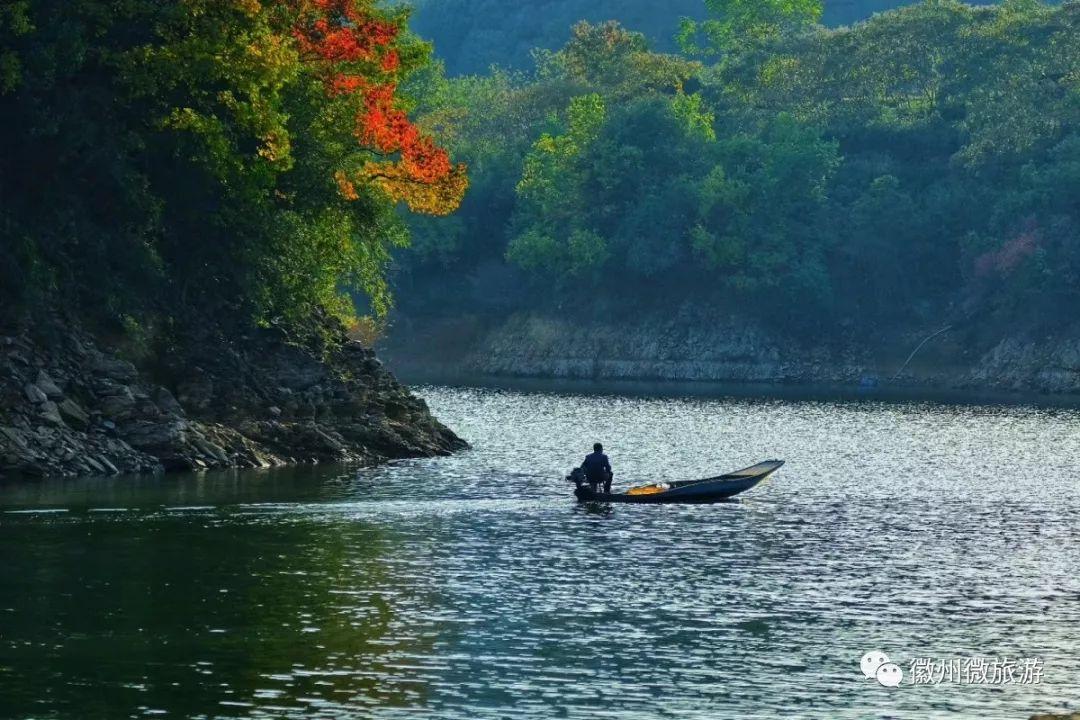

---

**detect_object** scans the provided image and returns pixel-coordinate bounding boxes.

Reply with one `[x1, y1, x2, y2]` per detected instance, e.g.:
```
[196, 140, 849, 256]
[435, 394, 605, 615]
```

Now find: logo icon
[861, 650, 904, 687]
[876, 662, 903, 687]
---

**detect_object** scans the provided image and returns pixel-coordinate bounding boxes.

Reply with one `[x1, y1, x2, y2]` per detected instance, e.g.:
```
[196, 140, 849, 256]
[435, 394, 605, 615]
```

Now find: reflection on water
[1, 386, 1080, 719]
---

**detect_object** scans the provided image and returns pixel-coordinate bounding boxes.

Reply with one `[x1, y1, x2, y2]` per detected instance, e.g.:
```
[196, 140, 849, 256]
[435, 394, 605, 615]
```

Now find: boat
[571, 460, 784, 504]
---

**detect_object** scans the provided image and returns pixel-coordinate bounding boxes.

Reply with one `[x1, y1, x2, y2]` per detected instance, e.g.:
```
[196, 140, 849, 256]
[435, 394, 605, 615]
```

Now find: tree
[678, 0, 824, 57]
[508, 93, 608, 276]
[0, 0, 468, 327]
[692, 113, 839, 306]
[394, 0, 1080, 338]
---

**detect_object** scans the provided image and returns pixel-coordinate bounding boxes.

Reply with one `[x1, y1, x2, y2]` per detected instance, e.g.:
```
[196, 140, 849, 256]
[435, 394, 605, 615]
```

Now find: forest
[408, 0, 708, 74]
[408, 0, 1003, 75]
[0, 0, 466, 336]
[2, 0, 1078, 347]
[397, 0, 1080, 339]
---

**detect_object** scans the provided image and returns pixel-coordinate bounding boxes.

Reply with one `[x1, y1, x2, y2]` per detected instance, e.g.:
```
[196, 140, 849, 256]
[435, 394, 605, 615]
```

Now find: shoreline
[0, 314, 466, 481]
[392, 366, 1080, 409]
[380, 310, 1080, 406]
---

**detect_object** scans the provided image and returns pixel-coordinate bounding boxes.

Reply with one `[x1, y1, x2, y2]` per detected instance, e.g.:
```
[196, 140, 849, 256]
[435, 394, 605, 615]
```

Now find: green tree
[678, 0, 824, 56]
[508, 93, 608, 276]
[692, 114, 839, 304]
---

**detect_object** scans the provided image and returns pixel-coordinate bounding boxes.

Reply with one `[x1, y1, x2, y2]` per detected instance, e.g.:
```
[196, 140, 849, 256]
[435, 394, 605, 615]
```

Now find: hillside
[0, 1, 469, 479]
[409, 0, 999, 74]
[387, 1, 1080, 395]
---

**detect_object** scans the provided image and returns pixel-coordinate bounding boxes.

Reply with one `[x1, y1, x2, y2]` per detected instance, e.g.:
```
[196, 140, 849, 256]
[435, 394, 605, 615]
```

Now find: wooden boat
[573, 460, 784, 504]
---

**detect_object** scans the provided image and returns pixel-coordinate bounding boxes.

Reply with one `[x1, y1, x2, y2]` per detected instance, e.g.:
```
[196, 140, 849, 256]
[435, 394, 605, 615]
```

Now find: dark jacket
[582, 451, 612, 482]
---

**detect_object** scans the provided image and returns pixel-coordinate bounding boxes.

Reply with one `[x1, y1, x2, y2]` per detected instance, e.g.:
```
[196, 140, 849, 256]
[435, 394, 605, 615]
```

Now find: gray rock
[121, 420, 188, 452]
[91, 356, 138, 383]
[192, 437, 228, 464]
[313, 427, 345, 452]
[38, 401, 66, 427]
[0, 426, 29, 451]
[97, 455, 119, 475]
[57, 399, 90, 431]
[23, 383, 48, 404]
[99, 386, 137, 420]
[35, 370, 64, 399]
[2, 309, 466, 480]
[154, 387, 185, 418]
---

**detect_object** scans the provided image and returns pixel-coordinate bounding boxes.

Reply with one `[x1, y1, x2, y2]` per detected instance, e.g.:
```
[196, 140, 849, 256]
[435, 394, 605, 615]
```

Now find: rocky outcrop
[385, 308, 871, 386]
[383, 306, 1080, 396]
[474, 312, 866, 384]
[967, 336, 1080, 394]
[0, 314, 465, 479]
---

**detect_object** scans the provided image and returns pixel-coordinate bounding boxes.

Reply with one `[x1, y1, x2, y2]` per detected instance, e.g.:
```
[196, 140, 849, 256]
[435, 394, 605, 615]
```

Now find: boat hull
[574, 460, 783, 505]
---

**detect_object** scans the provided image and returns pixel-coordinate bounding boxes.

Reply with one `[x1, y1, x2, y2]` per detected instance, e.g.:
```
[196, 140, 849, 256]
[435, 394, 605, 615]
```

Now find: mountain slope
[409, 0, 1001, 74]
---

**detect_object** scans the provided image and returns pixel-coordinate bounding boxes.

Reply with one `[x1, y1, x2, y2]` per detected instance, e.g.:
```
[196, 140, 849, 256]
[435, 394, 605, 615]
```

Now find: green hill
[408, 0, 999, 74]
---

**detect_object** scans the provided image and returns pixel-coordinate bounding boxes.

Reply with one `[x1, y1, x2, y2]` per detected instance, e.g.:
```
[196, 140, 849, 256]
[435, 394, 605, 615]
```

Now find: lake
[2, 385, 1079, 719]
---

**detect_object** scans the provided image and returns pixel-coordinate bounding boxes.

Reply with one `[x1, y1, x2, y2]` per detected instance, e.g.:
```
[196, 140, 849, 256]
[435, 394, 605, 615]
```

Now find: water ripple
[0, 387, 1079, 718]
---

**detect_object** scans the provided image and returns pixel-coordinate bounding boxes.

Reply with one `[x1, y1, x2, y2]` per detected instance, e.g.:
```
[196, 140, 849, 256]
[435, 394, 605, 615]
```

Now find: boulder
[0, 426, 29, 451]
[121, 419, 188, 452]
[153, 387, 185, 418]
[99, 386, 137, 421]
[35, 370, 64, 399]
[91, 356, 138, 383]
[23, 383, 48, 404]
[192, 436, 229, 464]
[57, 399, 90, 430]
[38, 401, 66, 427]
[97, 455, 119, 475]
[250, 452, 273, 468]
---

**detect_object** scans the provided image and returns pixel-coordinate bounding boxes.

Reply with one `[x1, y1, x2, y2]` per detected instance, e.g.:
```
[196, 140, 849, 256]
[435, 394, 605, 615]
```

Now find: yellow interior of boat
[626, 484, 666, 496]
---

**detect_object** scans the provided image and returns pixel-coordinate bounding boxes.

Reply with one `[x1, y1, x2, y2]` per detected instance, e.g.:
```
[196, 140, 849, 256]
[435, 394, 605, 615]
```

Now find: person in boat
[582, 443, 613, 494]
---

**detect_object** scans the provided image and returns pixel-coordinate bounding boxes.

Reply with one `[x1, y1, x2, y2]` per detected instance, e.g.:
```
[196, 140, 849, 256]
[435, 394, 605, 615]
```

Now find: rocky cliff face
[383, 307, 1080, 396]
[475, 313, 862, 384]
[0, 314, 465, 479]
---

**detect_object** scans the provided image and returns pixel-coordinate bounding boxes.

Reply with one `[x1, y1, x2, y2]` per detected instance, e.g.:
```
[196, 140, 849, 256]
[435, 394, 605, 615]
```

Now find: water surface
[2, 386, 1079, 719]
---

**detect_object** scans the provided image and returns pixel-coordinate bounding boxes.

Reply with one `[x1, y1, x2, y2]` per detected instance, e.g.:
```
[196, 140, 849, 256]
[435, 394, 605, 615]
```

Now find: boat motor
[566, 466, 587, 489]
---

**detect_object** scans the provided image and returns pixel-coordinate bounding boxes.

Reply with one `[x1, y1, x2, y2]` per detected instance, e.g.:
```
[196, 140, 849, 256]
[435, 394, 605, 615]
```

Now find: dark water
[2, 386, 1079, 719]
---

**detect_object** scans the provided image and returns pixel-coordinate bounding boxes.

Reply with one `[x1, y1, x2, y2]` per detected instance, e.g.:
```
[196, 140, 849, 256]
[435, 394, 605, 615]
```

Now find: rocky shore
[383, 306, 1080, 397]
[0, 314, 465, 480]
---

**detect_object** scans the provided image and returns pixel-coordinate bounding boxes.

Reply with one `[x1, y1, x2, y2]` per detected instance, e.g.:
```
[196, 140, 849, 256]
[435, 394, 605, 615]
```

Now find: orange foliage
[334, 169, 360, 200]
[328, 74, 366, 96]
[292, 0, 397, 62]
[292, 0, 466, 215]
[361, 161, 469, 215]
[380, 50, 400, 73]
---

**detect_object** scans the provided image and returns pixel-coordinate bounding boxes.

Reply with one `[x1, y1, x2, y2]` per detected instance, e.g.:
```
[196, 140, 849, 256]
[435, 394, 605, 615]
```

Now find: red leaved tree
[292, 0, 467, 215]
